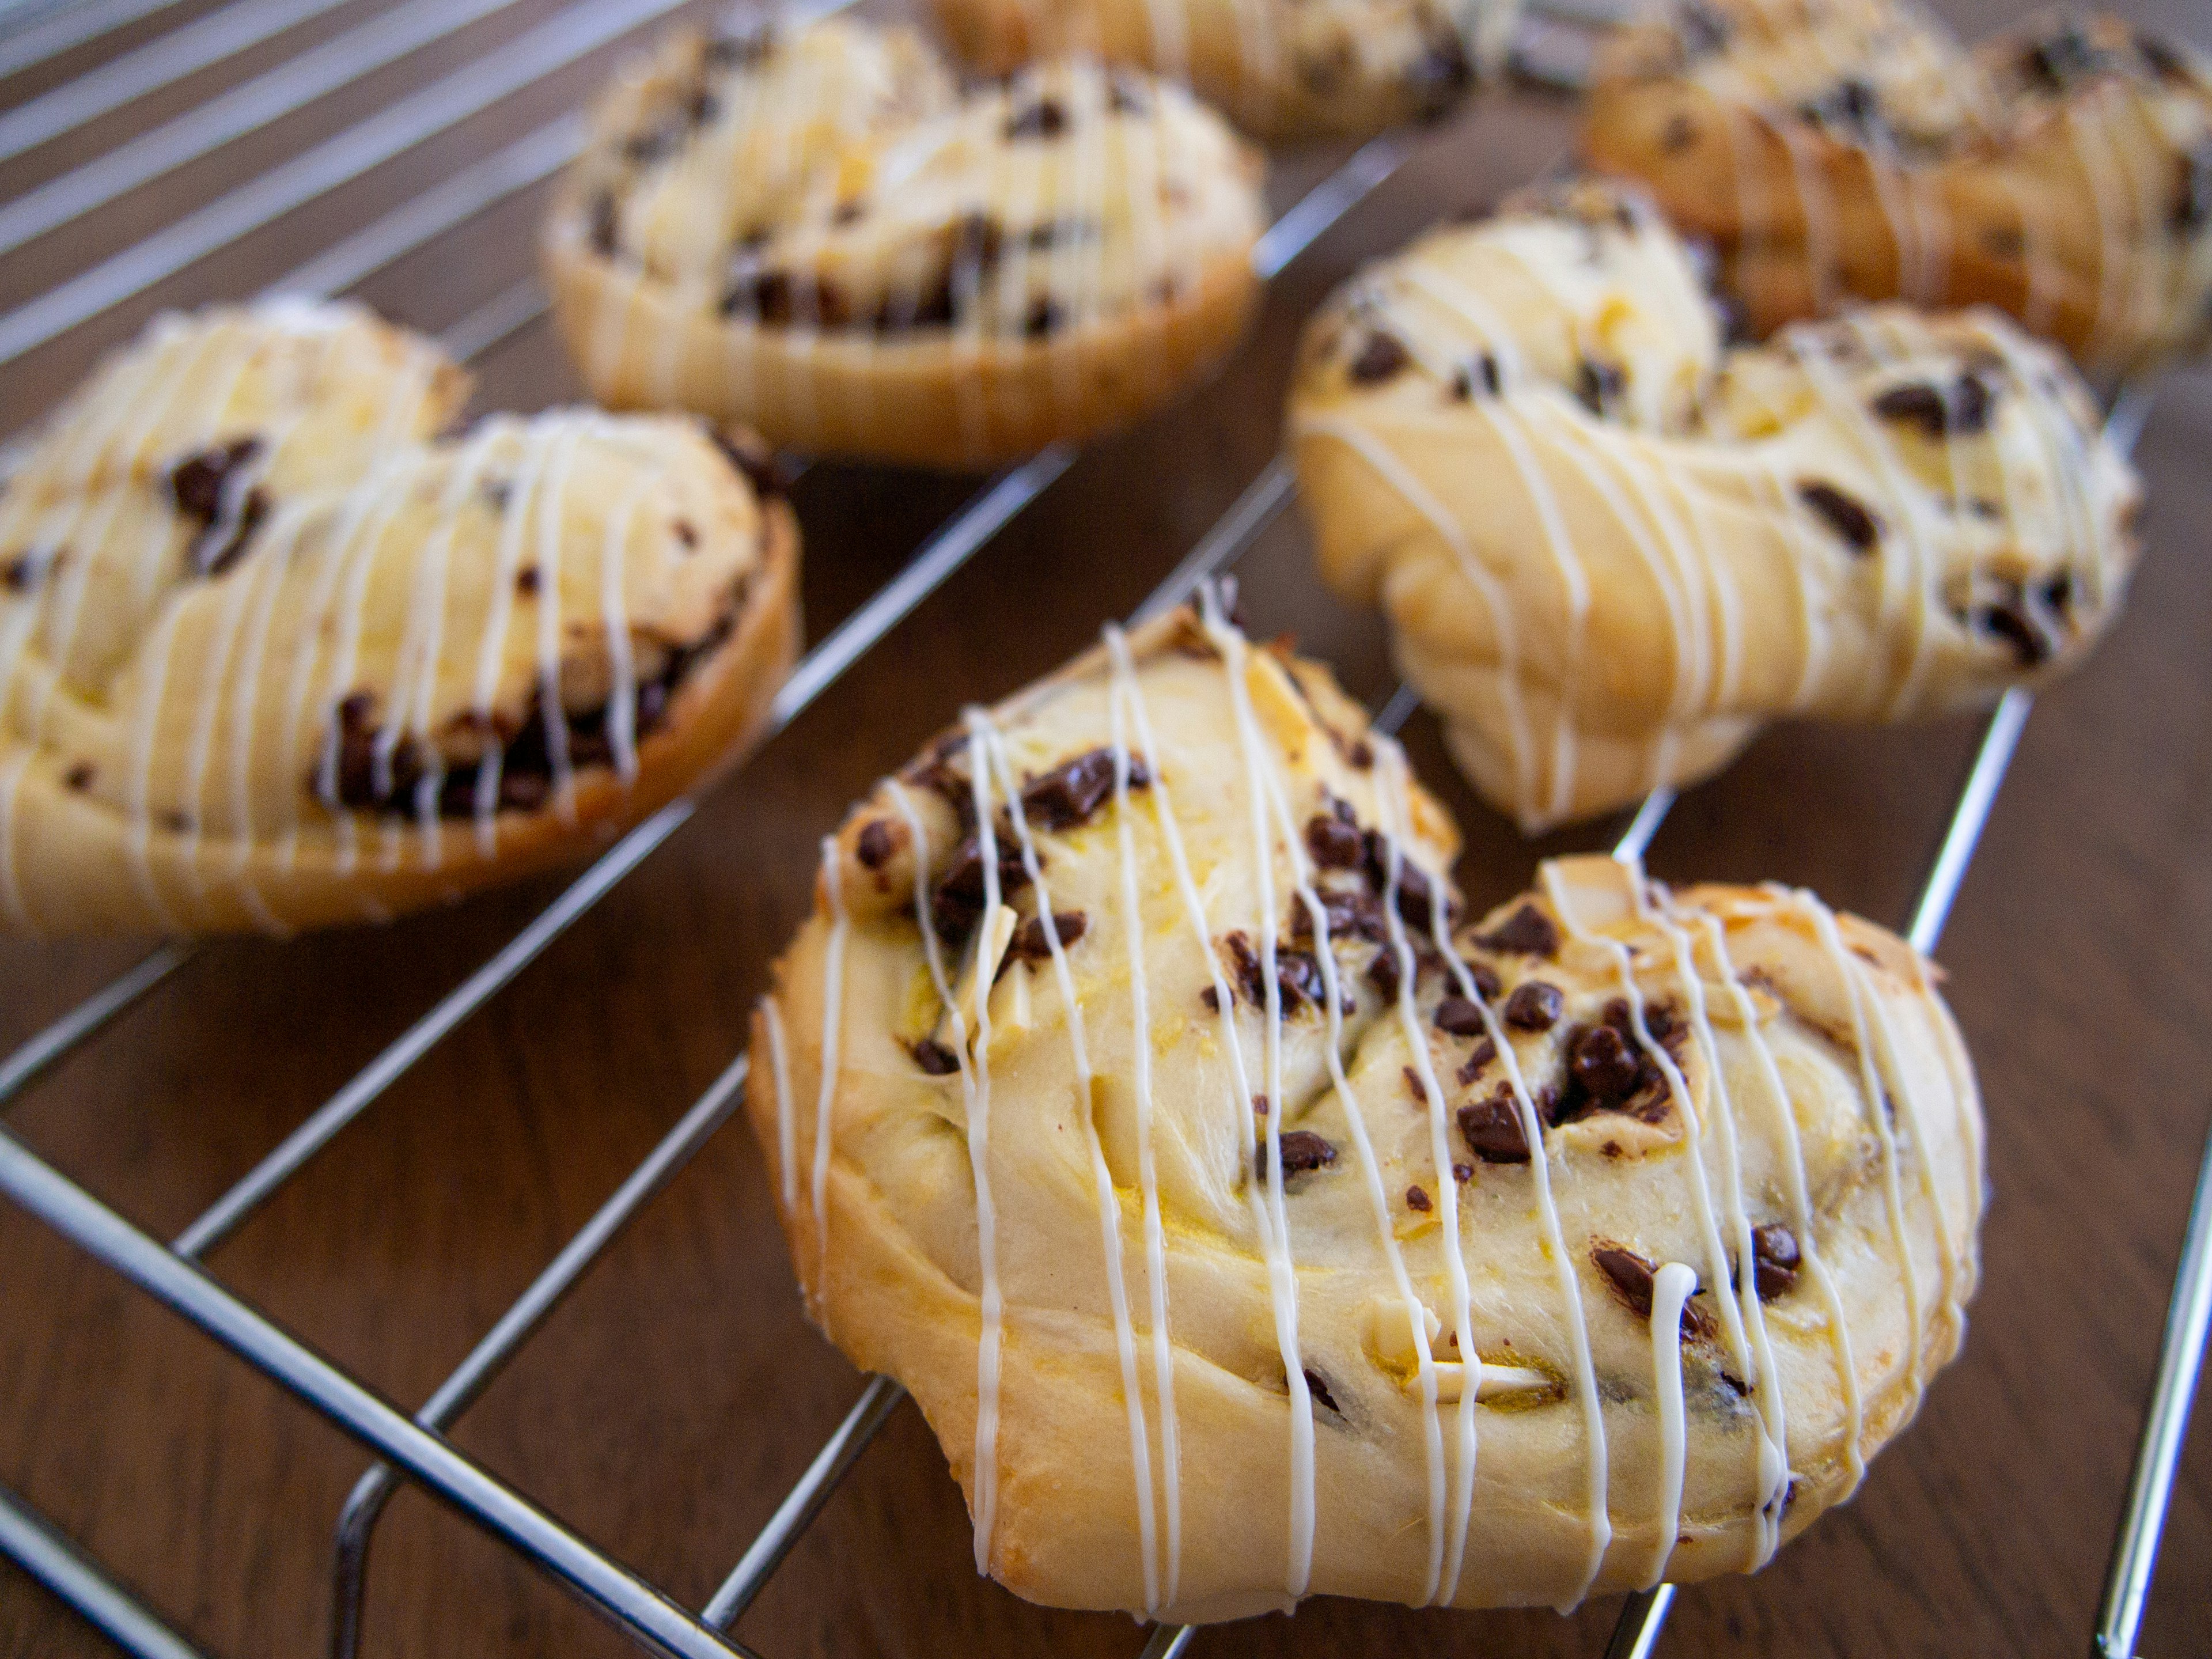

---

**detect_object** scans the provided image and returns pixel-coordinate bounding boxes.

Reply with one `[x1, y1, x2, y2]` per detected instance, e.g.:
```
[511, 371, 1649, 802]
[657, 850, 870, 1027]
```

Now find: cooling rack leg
[1602, 1584, 1675, 1659]
[2095, 1116, 2212, 1658]
[0, 1480, 209, 1659]
[1137, 1624, 1196, 1659]
[0, 944, 191, 1111]
[701, 1374, 908, 1627]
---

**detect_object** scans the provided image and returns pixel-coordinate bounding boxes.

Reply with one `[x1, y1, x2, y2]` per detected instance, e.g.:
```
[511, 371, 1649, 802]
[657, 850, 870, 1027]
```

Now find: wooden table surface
[2, 1, 2207, 1654]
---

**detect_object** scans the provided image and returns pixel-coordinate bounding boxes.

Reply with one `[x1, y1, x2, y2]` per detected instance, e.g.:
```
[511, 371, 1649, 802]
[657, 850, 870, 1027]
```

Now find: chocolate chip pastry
[745, 596, 1982, 1619]
[1583, 1, 2212, 378]
[0, 301, 798, 935]
[1289, 177, 2140, 829]
[926, 0, 1508, 143]
[543, 17, 1266, 468]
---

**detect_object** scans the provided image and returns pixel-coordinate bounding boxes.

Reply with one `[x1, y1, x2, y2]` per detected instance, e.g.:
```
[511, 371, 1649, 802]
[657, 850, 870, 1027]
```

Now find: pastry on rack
[927, 0, 1509, 143]
[1289, 177, 2141, 829]
[1582, 0, 2212, 378]
[543, 17, 1267, 468]
[0, 301, 799, 935]
[745, 594, 1983, 1618]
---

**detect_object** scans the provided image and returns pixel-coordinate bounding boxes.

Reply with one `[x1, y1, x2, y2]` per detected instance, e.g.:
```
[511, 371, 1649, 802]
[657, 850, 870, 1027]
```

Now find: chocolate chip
[1363, 831, 1450, 930]
[515, 567, 540, 595]
[63, 762, 93, 791]
[1435, 997, 1487, 1037]
[1005, 97, 1067, 139]
[1873, 375, 1995, 437]
[686, 88, 719, 126]
[1291, 887, 1385, 945]
[1593, 1245, 1656, 1319]
[1223, 930, 1267, 1007]
[1450, 353, 1500, 399]
[1350, 333, 1411, 385]
[1303, 1368, 1343, 1414]
[1024, 297, 1064, 338]
[711, 428, 789, 502]
[0, 549, 44, 591]
[855, 819, 900, 870]
[1276, 948, 1324, 1012]
[1458, 1091, 1530, 1163]
[1307, 812, 1363, 868]
[166, 437, 262, 524]
[1468, 962, 1502, 1000]
[1366, 947, 1402, 1001]
[1020, 747, 1146, 830]
[912, 1037, 961, 1075]
[1012, 910, 1088, 961]
[1456, 1038, 1496, 1085]
[1797, 480, 1881, 553]
[1348, 740, 1373, 768]
[1272, 1130, 1337, 1175]
[1201, 985, 1221, 1012]
[1569, 1023, 1642, 1102]
[1406, 1184, 1433, 1213]
[1976, 595, 2050, 665]
[2138, 32, 2188, 81]
[2022, 25, 2107, 90]
[931, 835, 1032, 938]
[1575, 358, 1626, 417]
[1751, 1223, 1800, 1300]
[673, 520, 698, 550]
[1503, 982, 1563, 1031]
[1404, 1065, 1429, 1105]
[832, 198, 864, 226]
[1474, 904, 1558, 959]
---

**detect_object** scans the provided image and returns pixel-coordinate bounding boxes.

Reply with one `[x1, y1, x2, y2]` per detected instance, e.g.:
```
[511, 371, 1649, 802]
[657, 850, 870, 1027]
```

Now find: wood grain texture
[1, 1, 2207, 1655]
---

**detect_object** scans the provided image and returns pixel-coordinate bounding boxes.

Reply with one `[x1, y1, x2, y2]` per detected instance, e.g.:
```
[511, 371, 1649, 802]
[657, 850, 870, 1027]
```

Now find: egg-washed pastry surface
[0, 301, 798, 935]
[927, 0, 1509, 143]
[744, 597, 1982, 1620]
[1584, 0, 2212, 378]
[1290, 179, 2140, 829]
[545, 17, 1266, 468]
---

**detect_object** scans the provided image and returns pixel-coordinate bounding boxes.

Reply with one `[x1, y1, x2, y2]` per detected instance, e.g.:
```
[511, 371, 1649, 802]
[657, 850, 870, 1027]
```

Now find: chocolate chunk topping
[1200, 985, 1221, 1012]
[1021, 747, 1147, 830]
[1503, 982, 1563, 1031]
[1458, 1090, 1530, 1163]
[1453, 1161, 1474, 1183]
[1350, 332, 1411, 385]
[1593, 1245, 1714, 1335]
[1271, 1130, 1337, 1175]
[1224, 930, 1267, 1007]
[1450, 353, 1501, 400]
[1975, 594, 2050, 665]
[1, 548, 45, 592]
[1575, 358, 1626, 417]
[1435, 996, 1487, 1037]
[856, 819, 900, 870]
[1290, 887, 1386, 945]
[1474, 903, 1558, 958]
[1005, 97, 1067, 139]
[2022, 24, 2109, 91]
[1366, 946, 1402, 1001]
[515, 567, 540, 595]
[1404, 1065, 1429, 1104]
[167, 438, 263, 536]
[931, 835, 1032, 938]
[1468, 961, 1502, 1001]
[1275, 948, 1324, 1012]
[1569, 1023, 1642, 1102]
[1751, 1223, 1801, 1300]
[1303, 1368, 1343, 1414]
[63, 762, 93, 791]
[711, 428, 789, 502]
[2138, 32, 2188, 81]
[1872, 374, 1994, 438]
[912, 1037, 961, 1075]
[1363, 831, 1450, 930]
[1797, 480, 1881, 552]
[1456, 1038, 1497, 1084]
[1406, 1184, 1433, 1213]
[1306, 812, 1364, 868]
[1012, 910, 1088, 962]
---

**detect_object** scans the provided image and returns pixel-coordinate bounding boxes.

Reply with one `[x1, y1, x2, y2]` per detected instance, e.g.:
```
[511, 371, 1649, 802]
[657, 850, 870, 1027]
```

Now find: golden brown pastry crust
[744, 603, 1983, 1619]
[1290, 178, 2141, 827]
[0, 301, 798, 935]
[926, 0, 1506, 143]
[1583, 1, 2212, 377]
[544, 19, 1266, 467]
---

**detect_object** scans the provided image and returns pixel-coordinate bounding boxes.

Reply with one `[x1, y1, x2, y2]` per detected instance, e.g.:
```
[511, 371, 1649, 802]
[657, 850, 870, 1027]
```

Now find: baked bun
[1289, 177, 2140, 828]
[927, 0, 1509, 143]
[1583, 1, 2212, 377]
[544, 17, 1266, 468]
[744, 597, 1983, 1619]
[0, 301, 798, 936]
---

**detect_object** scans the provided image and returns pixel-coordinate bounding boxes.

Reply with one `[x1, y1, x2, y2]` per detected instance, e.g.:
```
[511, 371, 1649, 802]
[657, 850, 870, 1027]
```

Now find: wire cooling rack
[0, 2, 2205, 1657]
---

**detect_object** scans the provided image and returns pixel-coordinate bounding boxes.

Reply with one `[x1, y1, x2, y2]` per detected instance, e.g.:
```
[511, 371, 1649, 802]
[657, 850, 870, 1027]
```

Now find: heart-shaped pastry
[1584, 1, 2212, 377]
[1290, 178, 2141, 828]
[747, 596, 1981, 1618]
[544, 16, 1267, 468]
[0, 301, 798, 935]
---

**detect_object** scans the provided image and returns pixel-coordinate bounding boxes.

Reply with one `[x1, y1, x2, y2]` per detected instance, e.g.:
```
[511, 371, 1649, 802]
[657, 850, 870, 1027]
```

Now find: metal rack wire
[0, 2, 2205, 1657]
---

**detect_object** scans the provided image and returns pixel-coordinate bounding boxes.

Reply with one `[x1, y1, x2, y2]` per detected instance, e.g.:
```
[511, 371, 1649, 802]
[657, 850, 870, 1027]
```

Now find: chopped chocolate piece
[2022, 24, 2108, 91]
[1350, 332, 1411, 385]
[1404, 1065, 1429, 1104]
[1291, 887, 1386, 945]
[1306, 812, 1363, 868]
[1575, 358, 1626, 417]
[1474, 903, 1559, 958]
[1406, 1184, 1433, 1213]
[63, 762, 93, 791]
[1303, 1368, 1343, 1414]
[2138, 32, 2188, 81]
[1453, 1161, 1474, 1182]
[1020, 746, 1146, 830]
[1797, 480, 1882, 552]
[857, 819, 900, 870]
[1975, 592, 2050, 665]
[1347, 740, 1373, 768]
[1593, 1244, 1714, 1335]
[1456, 1038, 1497, 1085]
[1224, 930, 1267, 1007]
[1872, 375, 1995, 437]
[1276, 948, 1324, 1012]
[167, 437, 262, 524]
[1012, 910, 1088, 961]
[1024, 297, 1064, 338]
[1005, 96, 1067, 139]
[1450, 353, 1502, 399]
[1503, 981, 1563, 1031]
[1751, 1222, 1801, 1300]
[687, 88, 720, 127]
[1272, 1130, 1337, 1175]
[515, 567, 540, 595]
[1435, 996, 1487, 1037]
[0, 548, 44, 592]
[1201, 984, 1221, 1012]
[1366, 946, 1402, 1001]
[1363, 831, 1449, 929]
[711, 428, 789, 502]
[1468, 961, 1502, 1001]
[1569, 1023, 1642, 1103]
[912, 1037, 961, 1075]
[1458, 1090, 1530, 1163]
[1253, 1094, 1269, 1116]
[930, 834, 1032, 937]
